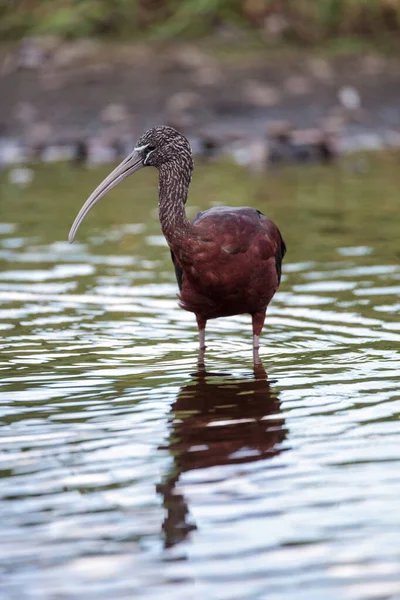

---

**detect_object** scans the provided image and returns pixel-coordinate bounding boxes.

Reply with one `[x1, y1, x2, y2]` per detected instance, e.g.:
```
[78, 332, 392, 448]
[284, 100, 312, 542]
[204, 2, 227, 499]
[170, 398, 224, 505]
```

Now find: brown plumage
[68, 126, 286, 363]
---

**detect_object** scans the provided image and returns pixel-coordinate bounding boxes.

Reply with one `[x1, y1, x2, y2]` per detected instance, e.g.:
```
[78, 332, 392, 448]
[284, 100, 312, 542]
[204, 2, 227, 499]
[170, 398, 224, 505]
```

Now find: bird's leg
[253, 335, 261, 365]
[196, 315, 207, 366]
[252, 311, 266, 365]
[196, 315, 207, 349]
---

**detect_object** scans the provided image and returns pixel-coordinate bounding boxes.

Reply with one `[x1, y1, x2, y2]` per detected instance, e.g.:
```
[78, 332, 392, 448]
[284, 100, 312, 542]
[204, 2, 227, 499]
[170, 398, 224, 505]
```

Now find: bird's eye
[147, 144, 156, 152]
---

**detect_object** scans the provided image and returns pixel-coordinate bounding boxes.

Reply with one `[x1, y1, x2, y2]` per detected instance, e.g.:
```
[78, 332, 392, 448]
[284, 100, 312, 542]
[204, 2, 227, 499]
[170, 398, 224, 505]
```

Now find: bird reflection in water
[157, 362, 286, 548]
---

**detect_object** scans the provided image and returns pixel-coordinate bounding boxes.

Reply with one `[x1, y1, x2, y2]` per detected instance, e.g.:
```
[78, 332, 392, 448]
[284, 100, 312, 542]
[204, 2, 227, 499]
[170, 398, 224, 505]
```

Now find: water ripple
[1, 162, 400, 599]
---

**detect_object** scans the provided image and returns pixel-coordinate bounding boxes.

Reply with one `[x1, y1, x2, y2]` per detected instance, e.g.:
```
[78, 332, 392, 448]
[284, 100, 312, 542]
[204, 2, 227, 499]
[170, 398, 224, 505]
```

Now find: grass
[1, 0, 400, 44]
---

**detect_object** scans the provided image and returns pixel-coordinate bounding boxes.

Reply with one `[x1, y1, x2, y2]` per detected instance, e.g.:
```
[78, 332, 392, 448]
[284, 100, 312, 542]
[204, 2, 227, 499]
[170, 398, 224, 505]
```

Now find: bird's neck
[158, 162, 192, 246]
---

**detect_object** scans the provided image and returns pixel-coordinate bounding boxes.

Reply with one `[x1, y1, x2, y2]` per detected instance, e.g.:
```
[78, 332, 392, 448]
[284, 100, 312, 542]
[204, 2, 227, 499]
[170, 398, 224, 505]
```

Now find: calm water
[0, 157, 399, 600]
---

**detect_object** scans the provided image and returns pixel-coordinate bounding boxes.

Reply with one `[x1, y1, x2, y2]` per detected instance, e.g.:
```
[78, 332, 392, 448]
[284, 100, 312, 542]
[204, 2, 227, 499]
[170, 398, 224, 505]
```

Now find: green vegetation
[1, 0, 400, 41]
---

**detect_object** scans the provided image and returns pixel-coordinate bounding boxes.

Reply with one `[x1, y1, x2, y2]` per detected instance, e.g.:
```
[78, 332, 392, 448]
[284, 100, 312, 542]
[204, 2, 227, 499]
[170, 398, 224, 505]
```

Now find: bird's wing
[256, 210, 286, 283]
[193, 206, 285, 257]
[274, 226, 286, 284]
[190, 207, 286, 286]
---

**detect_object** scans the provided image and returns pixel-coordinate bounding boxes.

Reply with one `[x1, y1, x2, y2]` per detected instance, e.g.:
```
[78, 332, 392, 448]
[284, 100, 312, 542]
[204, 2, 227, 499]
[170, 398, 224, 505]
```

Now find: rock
[171, 45, 211, 70]
[243, 80, 281, 107]
[101, 104, 130, 124]
[263, 14, 289, 39]
[284, 75, 310, 96]
[72, 140, 89, 167]
[320, 115, 346, 134]
[166, 92, 203, 114]
[229, 138, 268, 174]
[117, 44, 150, 67]
[14, 103, 37, 125]
[28, 122, 52, 143]
[52, 40, 100, 68]
[338, 86, 361, 111]
[39, 71, 66, 91]
[16, 36, 60, 70]
[17, 38, 46, 70]
[167, 45, 221, 87]
[247, 138, 269, 173]
[165, 92, 206, 128]
[26, 122, 52, 160]
[307, 58, 334, 81]
[267, 127, 337, 165]
[0, 52, 15, 76]
[0, 140, 27, 166]
[335, 87, 365, 124]
[266, 120, 293, 140]
[362, 55, 385, 76]
[385, 130, 400, 148]
[194, 64, 222, 87]
[42, 144, 75, 163]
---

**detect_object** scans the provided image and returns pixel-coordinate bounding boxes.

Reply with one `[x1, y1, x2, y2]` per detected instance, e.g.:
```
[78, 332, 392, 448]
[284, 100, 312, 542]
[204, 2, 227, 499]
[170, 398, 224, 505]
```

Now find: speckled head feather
[135, 126, 193, 178]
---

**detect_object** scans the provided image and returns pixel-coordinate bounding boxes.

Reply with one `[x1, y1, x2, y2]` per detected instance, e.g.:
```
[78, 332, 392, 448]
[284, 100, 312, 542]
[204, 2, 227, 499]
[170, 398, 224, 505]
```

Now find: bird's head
[134, 126, 192, 168]
[68, 126, 192, 243]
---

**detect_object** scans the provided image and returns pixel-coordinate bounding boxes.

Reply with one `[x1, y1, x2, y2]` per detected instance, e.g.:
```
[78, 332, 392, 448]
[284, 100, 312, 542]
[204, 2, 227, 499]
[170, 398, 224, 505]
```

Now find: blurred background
[1, 3, 400, 600]
[1, 0, 400, 167]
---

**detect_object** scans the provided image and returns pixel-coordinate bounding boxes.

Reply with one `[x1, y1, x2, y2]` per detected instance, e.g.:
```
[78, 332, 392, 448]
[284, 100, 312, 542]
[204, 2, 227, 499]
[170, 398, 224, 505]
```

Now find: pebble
[17, 38, 46, 70]
[52, 40, 100, 68]
[308, 58, 334, 81]
[165, 92, 207, 129]
[14, 103, 37, 125]
[338, 86, 361, 111]
[243, 80, 281, 107]
[263, 14, 289, 39]
[284, 76, 310, 96]
[101, 104, 130, 124]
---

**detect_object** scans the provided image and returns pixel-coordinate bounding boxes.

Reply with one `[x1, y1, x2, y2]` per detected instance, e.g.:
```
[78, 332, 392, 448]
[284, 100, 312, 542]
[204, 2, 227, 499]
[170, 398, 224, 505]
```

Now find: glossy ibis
[68, 126, 286, 363]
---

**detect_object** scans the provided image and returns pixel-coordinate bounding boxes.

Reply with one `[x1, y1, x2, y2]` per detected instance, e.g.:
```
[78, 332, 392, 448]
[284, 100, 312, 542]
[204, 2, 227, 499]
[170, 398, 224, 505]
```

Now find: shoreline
[1, 41, 400, 162]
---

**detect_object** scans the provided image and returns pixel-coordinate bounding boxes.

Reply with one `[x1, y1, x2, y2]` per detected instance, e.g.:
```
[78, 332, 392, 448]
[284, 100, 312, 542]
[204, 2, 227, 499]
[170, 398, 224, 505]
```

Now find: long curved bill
[68, 150, 144, 243]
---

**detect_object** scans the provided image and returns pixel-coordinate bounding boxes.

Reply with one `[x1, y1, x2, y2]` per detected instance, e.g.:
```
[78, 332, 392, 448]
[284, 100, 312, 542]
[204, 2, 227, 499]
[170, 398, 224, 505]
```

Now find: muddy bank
[1, 42, 400, 151]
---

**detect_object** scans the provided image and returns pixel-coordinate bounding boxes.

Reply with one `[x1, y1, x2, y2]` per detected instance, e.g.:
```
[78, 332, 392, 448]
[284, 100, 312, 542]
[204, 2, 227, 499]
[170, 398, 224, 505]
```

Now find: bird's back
[171, 206, 286, 319]
[193, 206, 281, 257]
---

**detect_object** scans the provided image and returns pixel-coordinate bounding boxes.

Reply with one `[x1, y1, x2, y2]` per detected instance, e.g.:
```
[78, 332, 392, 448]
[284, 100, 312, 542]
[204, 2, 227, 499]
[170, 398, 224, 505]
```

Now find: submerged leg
[196, 315, 207, 365]
[251, 311, 266, 365]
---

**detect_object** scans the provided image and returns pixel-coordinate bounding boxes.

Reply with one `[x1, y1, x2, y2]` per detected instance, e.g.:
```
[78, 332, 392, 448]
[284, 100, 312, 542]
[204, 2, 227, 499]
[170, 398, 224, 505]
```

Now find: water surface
[0, 157, 399, 599]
